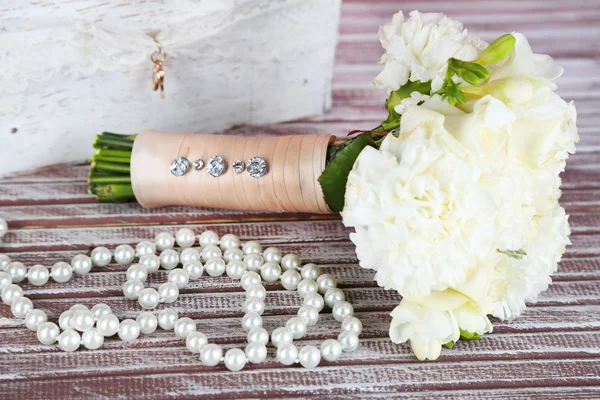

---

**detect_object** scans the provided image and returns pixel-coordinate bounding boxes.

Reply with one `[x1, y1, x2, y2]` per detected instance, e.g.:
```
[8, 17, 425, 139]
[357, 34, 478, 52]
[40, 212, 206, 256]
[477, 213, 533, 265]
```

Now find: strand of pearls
[0, 218, 362, 370]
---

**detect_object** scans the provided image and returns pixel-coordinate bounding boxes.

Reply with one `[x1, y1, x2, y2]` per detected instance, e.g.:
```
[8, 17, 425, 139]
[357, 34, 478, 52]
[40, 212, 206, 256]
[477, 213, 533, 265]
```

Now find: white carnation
[373, 10, 485, 94]
[342, 106, 502, 298]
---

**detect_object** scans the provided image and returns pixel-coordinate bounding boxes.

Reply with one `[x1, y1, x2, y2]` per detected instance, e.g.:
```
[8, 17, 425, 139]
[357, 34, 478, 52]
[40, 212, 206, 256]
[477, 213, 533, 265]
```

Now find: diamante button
[232, 160, 245, 173]
[206, 156, 226, 177]
[170, 157, 190, 177]
[247, 157, 267, 178]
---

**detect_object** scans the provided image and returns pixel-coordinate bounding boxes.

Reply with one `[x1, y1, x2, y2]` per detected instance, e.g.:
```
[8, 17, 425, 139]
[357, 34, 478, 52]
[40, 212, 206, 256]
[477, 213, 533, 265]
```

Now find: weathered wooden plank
[1, 358, 599, 399]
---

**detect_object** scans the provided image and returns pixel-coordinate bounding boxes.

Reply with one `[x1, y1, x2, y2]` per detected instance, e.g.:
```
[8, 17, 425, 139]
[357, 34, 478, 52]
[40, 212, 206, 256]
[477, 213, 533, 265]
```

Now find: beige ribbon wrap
[131, 130, 335, 214]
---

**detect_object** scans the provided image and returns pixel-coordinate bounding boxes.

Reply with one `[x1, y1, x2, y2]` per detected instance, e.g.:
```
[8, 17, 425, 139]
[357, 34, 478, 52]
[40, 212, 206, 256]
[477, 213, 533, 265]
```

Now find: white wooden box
[0, 0, 342, 176]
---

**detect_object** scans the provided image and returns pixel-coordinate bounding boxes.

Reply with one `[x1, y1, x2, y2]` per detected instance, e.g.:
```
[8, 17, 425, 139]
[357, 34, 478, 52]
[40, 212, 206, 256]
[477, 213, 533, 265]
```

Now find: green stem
[89, 176, 132, 184]
[90, 155, 132, 164]
[93, 161, 131, 174]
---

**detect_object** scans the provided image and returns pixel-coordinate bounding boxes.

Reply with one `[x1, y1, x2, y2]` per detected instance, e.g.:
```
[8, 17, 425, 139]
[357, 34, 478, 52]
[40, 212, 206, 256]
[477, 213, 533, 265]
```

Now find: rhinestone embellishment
[193, 159, 204, 170]
[170, 157, 190, 177]
[247, 157, 267, 178]
[206, 156, 226, 177]
[232, 160, 245, 173]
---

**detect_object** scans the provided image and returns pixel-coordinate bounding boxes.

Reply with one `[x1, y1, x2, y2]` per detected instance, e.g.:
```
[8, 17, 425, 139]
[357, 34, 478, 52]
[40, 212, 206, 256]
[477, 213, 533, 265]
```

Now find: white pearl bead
[240, 271, 261, 290]
[183, 260, 204, 280]
[11, 296, 33, 318]
[245, 284, 267, 301]
[300, 263, 320, 280]
[297, 279, 318, 298]
[1, 283, 23, 305]
[316, 273, 337, 294]
[0, 271, 11, 290]
[6, 262, 27, 283]
[281, 254, 301, 271]
[286, 317, 307, 339]
[220, 233, 240, 250]
[51, 262, 73, 283]
[118, 319, 140, 341]
[270, 327, 293, 348]
[0, 254, 11, 270]
[320, 339, 343, 361]
[58, 329, 81, 352]
[243, 297, 265, 315]
[224, 348, 247, 371]
[155, 232, 175, 251]
[158, 282, 179, 304]
[139, 254, 161, 274]
[25, 309, 47, 331]
[27, 265, 49, 286]
[126, 263, 148, 282]
[198, 230, 220, 247]
[223, 248, 244, 263]
[174, 317, 196, 339]
[200, 343, 223, 366]
[263, 247, 282, 263]
[341, 316, 363, 335]
[37, 321, 60, 345]
[205, 257, 226, 276]
[276, 343, 298, 366]
[91, 303, 112, 320]
[324, 288, 345, 308]
[58, 310, 74, 330]
[297, 305, 319, 326]
[332, 301, 354, 322]
[70, 304, 89, 313]
[168, 269, 189, 289]
[114, 244, 135, 265]
[135, 240, 156, 257]
[241, 312, 262, 332]
[82, 328, 104, 350]
[0, 218, 7, 238]
[136, 311, 158, 334]
[242, 241, 262, 255]
[303, 292, 325, 312]
[298, 345, 321, 369]
[186, 331, 208, 353]
[90, 247, 111, 267]
[247, 327, 269, 345]
[96, 314, 120, 336]
[160, 249, 180, 270]
[260, 262, 281, 282]
[180, 248, 200, 264]
[138, 288, 160, 309]
[280, 269, 301, 291]
[226, 260, 246, 279]
[175, 228, 196, 248]
[243, 254, 263, 272]
[202, 245, 223, 263]
[71, 310, 95, 331]
[337, 331, 359, 352]
[158, 309, 178, 330]
[245, 342, 267, 363]
[123, 279, 144, 300]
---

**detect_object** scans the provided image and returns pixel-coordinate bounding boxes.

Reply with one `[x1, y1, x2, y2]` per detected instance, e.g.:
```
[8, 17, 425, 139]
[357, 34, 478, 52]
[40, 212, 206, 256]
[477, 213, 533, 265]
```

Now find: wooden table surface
[1, 0, 600, 398]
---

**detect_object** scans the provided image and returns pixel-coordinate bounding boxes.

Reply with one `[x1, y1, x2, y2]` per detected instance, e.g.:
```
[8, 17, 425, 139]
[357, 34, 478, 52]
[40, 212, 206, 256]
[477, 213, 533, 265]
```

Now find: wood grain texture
[1, 0, 599, 398]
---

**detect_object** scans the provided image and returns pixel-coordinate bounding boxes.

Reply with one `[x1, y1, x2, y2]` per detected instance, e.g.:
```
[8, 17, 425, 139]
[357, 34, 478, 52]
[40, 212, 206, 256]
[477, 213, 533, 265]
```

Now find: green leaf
[443, 341, 455, 349]
[497, 248, 527, 260]
[318, 134, 374, 212]
[459, 329, 482, 341]
[381, 80, 431, 131]
[475, 34, 516, 66]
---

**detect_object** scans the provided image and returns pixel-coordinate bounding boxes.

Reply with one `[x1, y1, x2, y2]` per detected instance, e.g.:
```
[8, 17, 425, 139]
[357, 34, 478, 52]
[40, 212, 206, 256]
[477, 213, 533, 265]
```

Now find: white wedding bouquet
[340, 10, 579, 360]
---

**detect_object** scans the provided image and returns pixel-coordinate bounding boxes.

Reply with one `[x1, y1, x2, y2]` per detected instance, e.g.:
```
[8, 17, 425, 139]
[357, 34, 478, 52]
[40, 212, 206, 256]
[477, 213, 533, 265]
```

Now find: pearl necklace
[0, 219, 362, 371]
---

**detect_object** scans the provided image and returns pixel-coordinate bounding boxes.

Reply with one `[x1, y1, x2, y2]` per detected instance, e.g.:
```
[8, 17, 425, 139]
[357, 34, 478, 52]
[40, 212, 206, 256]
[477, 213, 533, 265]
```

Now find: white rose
[343, 106, 503, 298]
[373, 10, 485, 94]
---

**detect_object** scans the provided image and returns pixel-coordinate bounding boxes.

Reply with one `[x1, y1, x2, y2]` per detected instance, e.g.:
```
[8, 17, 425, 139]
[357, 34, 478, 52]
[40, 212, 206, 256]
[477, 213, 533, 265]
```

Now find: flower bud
[475, 34, 516, 66]
[448, 58, 490, 85]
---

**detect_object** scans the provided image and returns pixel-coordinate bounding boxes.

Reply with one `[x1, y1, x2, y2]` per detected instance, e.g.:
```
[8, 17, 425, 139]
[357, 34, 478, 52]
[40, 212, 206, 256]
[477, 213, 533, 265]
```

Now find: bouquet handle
[131, 130, 335, 214]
